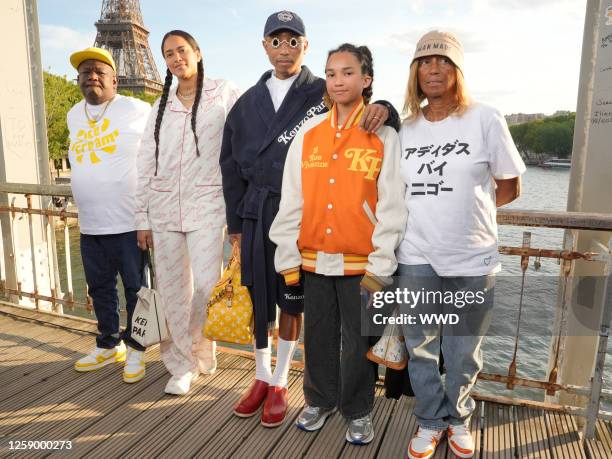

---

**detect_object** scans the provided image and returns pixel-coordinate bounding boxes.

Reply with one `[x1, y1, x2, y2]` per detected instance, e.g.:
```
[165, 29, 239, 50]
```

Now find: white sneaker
[448, 424, 474, 458]
[75, 342, 126, 372]
[198, 358, 217, 375]
[197, 338, 217, 375]
[164, 371, 198, 395]
[407, 426, 445, 459]
[123, 347, 146, 383]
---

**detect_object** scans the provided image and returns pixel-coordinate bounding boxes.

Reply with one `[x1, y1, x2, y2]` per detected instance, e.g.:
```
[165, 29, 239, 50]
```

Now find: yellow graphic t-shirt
[67, 94, 151, 234]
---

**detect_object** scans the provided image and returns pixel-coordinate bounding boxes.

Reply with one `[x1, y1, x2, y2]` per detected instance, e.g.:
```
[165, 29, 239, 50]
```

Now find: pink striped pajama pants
[153, 226, 224, 376]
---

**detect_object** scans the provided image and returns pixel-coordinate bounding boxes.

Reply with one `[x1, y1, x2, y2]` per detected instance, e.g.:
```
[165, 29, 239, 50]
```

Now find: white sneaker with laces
[407, 426, 445, 459]
[448, 424, 474, 458]
[123, 347, 146, 383]
[164, 371, 198, 395]
[74, 342, 126, 372]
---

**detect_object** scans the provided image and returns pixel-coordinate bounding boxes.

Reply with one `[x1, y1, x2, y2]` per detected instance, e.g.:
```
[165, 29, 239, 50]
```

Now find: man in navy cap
[220, 10, 398, 434]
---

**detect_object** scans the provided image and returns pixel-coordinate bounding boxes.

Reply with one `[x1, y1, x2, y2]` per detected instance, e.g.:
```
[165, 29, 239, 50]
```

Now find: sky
[37, 0, 587, 116]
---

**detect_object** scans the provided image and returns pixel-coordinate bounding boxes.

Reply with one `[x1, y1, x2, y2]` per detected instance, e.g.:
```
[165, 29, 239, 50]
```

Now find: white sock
[270, 338, 298, 388]
[254, 340, 272, 383]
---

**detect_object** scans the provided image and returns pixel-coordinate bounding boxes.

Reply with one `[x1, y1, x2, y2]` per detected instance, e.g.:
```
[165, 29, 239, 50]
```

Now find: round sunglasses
[265, 37, 304, 49]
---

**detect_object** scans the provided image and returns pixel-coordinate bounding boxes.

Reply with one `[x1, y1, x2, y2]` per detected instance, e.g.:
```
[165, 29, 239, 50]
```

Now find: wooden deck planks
[514, 406, 552, 459]
[87, 354, 250, 458]
[49, 361, 172, 458]
[585, 419, 612, 459]
[482, 402, 515, 459]
[377, 396, 417, 459]
[125, 354, 255, 459]
[0, 329, 86, 382]
[0, 310, 610, 459]
[0, 333, 93, 404]
[0, 319, 60, 362]
[154, 358, 257, 459]
[6, 349, 166, 459]
[544, 410, 586, 459]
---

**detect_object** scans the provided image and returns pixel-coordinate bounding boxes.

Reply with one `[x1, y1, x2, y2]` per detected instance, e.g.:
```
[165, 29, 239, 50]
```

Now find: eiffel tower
[94, 0, 162, 95]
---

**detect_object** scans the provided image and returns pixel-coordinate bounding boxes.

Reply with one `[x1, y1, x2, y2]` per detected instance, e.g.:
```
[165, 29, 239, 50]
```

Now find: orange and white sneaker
[74, 342, 126, 372]
[447, 424, 474, 458]
[407, 426, 444, 459]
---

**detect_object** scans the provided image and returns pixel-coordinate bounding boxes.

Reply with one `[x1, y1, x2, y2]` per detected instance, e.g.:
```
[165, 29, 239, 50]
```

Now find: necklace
[84, 97, 114, 124]
[177, 89, 195, 100]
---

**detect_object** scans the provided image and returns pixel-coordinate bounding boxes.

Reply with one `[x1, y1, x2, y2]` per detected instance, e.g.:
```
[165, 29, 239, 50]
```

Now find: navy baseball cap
[263, 11, 306, 37]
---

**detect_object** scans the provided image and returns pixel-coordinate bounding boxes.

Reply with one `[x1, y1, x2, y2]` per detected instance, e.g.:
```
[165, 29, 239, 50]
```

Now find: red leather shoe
[261, 386, 288, 427]
[233, 379, 269, 417]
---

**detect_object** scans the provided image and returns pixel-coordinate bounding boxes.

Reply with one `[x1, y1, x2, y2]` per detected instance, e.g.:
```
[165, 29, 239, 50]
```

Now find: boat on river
[540, 158, 572, 169]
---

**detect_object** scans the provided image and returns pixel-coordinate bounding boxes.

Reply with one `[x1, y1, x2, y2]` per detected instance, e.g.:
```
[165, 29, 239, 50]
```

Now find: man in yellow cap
[68, 47, 152, 384]
[69, 47, 118, 105]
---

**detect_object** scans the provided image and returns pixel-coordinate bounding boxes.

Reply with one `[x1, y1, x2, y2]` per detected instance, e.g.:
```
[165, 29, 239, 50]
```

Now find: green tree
[509, 114, 575, 158]
[536, 121, 573, 157]
[509, 122, 529, 152]
[118, 89, 158, 105]
[43, 71, 82, 163]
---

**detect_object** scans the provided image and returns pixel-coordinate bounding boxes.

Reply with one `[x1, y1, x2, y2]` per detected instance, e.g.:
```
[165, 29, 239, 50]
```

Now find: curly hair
[323, 43, 374, 109]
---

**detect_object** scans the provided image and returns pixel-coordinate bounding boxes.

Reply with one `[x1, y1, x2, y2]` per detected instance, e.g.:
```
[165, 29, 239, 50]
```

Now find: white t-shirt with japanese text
[67, 94, 151, 235]
[397, 102, 526, 276]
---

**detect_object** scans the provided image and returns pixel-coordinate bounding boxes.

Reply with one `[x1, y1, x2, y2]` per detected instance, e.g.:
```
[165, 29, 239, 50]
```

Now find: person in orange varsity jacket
[270, 44, 407, 445]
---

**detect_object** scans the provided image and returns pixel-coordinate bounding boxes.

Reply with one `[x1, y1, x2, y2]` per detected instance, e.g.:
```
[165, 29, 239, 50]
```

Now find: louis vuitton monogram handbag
[203, 243, 253, 345]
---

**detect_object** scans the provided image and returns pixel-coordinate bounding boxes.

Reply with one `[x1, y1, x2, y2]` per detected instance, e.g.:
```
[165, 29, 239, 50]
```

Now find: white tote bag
[131, 251, 169, 347]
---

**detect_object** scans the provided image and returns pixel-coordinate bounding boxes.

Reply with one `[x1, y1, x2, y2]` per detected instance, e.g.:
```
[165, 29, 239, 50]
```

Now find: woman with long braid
[135, 30, 240, 395]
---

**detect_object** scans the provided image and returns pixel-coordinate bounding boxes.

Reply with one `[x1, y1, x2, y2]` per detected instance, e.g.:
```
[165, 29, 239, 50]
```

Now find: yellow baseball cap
[70, 47, 116, 72]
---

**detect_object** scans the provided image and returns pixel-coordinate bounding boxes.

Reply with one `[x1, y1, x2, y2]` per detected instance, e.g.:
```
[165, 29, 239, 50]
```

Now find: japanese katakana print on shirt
[397, 103, 526, 276]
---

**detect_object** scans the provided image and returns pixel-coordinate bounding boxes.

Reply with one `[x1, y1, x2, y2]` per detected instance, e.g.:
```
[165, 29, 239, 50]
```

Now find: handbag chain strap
[206, 242, 241, 312]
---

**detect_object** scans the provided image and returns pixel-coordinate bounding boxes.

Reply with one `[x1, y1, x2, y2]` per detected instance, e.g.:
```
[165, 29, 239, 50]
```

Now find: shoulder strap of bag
[152, 290, 163, 341]
[141, 249, 157, 290]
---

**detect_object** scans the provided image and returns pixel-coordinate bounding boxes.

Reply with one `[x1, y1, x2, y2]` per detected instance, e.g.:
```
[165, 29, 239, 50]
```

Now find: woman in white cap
[398, 31, 525, 459]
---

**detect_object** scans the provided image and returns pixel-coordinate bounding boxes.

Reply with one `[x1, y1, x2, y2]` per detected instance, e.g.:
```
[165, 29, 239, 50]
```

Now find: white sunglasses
[266, 37, 304, 49]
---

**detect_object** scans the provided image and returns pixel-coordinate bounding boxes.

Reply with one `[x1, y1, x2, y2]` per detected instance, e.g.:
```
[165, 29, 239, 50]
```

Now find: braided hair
[153, 30, 204, 176]
[323, 43, 374, 109]
[153, 68, 173, 176]
[190, 59, 204, 157]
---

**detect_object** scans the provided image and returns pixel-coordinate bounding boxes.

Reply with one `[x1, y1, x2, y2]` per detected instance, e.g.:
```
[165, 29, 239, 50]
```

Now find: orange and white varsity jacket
[269, 100, 407, 289]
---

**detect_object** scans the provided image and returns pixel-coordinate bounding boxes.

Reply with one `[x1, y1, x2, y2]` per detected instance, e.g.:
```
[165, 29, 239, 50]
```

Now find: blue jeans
[397, 263, 495, 430]
[80, 231, 146, 351]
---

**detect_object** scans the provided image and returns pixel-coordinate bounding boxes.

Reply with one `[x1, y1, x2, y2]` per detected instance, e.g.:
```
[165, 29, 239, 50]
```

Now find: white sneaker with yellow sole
[74, 342, 126, 372]
[123, 347, 146, 383]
